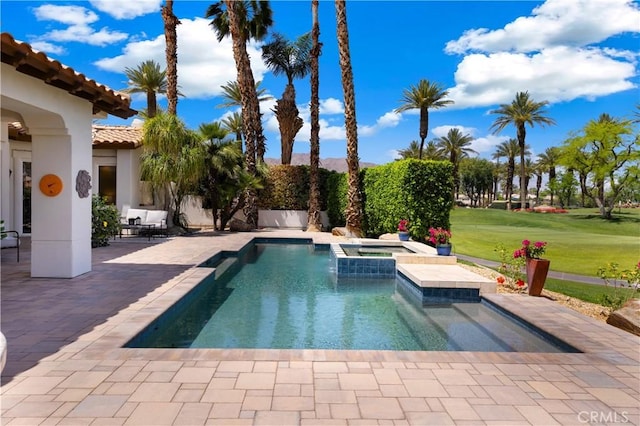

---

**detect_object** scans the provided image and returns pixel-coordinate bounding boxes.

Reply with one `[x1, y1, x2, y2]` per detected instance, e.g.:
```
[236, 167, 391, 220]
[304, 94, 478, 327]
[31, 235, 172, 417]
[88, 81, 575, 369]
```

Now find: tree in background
[531, 160, 545, 204]
[335, 0, 362, 237]
[536, 146, 560, 205]
[490, 91, 555, 210]
[492, 139, 528, 210]
[122, 60, 167, 118]
[459, 158, 494, 207]
[549, 171, 578, 208]
[221, 111, 244, 148]
[307, 0, 323, 232]
[395, 80, 454, 159]
[435, 128, 476, 199]
[197, 122, 262, 230]
[217, 80, 272, 109]
[559, 113, 639, 218]
[262, 32, 312, 164]
[162, 0, 180, 115]
[141, 112, 205, 228]
[207, 0, 273, 228]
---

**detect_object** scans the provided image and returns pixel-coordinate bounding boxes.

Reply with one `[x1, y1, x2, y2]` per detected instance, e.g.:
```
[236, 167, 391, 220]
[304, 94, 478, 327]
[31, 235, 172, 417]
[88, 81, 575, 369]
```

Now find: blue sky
[2, 0, 639, 164]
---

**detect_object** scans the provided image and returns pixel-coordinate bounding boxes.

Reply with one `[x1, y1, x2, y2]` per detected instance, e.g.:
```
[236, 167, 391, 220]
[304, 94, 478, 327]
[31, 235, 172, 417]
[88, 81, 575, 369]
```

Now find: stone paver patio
[1, 230, 638, 425]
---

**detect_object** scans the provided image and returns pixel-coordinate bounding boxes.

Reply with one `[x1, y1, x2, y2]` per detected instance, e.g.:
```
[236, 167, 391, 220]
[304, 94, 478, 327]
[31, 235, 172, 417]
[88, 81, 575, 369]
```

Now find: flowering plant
[397, 219, 409, 232]
[513, 239, 547, 259]
[428, 227, 451, 245]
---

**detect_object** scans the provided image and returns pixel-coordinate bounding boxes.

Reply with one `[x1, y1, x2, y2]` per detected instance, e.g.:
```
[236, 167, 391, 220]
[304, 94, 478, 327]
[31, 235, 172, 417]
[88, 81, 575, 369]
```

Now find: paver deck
[1, 230, 639, 425]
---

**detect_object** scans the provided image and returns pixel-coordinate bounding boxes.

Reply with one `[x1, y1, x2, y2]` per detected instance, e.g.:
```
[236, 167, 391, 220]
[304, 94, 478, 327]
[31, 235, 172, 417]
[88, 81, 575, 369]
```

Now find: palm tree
[493, 139, 525, 210]
[262, 32, 312, 164]
[221, 111, 243, 148]
[217, 80, 272, 109]
[435, 128, 476, 199]
[307, 0, 322, 233]
[197, 122, 257, 230]
[532, 160, 545, 204]
[395, 80, 454, 159]
[397, 141, 421, 159]
[537, 146, 559, 205]
[162, 0, 180, 115]
[122, 60, 167, 118]
[207, 0, 273, 228]
[335, 0, 362, 237]
[490, 91, 555, 210]
[141, 112, 205, 228]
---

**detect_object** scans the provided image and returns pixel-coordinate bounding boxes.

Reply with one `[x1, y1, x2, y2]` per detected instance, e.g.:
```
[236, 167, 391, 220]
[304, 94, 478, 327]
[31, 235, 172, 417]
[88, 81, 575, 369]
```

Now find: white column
[30, 123, 92, 278]
[0, 120, 11, 229]
[116, 148, 141, 210]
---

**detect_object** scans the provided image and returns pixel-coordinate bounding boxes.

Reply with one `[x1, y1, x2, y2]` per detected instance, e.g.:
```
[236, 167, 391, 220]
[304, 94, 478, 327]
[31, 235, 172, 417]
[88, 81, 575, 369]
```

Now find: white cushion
[126, 209, 148, 223]
[145, 210, 167, 226]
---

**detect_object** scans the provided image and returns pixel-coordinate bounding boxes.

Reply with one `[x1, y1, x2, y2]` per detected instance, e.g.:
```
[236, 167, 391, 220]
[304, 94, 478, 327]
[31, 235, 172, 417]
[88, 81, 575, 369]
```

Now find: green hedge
[363, 159, 453, 240]
[326, 172, 350, 227]
[258, 165, 332, 210]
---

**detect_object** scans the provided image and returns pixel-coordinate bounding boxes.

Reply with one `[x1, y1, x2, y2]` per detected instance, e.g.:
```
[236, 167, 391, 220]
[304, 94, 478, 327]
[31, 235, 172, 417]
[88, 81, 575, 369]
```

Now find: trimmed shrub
[258, 165, 333, 211]
[363, 159, 453, 240]
[326, 172, 349, 227]
[92, 195, 121, 247]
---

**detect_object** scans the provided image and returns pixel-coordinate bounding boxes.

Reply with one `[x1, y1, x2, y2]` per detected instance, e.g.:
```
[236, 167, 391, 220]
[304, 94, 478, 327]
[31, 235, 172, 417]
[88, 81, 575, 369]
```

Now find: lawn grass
[544, 277, 638, 306]
[451, 207, 640, 277]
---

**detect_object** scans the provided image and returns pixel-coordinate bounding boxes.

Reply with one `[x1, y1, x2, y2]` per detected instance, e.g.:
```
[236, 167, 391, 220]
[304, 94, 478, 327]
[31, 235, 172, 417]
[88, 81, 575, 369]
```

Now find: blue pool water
[127, 243, 574, 352]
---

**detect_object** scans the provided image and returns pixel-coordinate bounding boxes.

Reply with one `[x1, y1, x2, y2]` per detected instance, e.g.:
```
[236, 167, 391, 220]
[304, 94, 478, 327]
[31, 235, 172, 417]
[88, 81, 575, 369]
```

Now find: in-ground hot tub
[330, 240, 433, 279]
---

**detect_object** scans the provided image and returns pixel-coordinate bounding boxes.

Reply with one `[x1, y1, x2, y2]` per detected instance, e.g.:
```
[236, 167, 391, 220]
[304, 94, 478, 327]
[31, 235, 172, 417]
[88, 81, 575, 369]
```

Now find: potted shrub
[428, 227, 452, 256]
[514, 239, 549, 296]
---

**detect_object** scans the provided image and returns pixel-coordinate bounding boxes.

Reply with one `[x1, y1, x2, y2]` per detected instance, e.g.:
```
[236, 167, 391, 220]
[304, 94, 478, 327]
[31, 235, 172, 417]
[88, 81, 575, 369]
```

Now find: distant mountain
[264, 153, 377, 173]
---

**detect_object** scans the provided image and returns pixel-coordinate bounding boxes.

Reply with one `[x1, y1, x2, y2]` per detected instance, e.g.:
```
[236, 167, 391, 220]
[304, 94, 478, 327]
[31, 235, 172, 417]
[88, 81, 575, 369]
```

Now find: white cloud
[44, 26, 128, 46]
[32, 4, 128, 47]
[29, 41, 66, 56]
[447, 47, 637, 108]
[445, 0, 640, 54]
[94, 17, 268, 99]
[442, 0, 639, 109]
[89, 0, 162, 19]
[34, 5, 98, 25]
[319, 98, 344, 114]
[388, 149, 401, 160]
[359, 111, 401, 136]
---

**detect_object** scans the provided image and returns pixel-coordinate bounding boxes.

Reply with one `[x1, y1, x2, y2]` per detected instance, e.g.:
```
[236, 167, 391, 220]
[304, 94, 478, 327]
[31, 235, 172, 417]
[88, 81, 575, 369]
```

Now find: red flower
[497, 276, 505, 284]
[522, 239, 530, 246]
[516, 279, 525, 287]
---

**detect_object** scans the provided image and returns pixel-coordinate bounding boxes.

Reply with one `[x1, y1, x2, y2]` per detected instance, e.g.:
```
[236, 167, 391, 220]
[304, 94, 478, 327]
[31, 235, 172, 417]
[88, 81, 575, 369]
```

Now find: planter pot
[436, 244, 452, 256]
[526, 258, 550, 296]
[398, 231, 410, 241]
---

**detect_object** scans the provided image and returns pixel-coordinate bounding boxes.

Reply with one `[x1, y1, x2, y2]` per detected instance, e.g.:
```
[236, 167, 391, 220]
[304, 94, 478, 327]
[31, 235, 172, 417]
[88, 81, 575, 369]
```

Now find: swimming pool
[127, 242, 576, 352]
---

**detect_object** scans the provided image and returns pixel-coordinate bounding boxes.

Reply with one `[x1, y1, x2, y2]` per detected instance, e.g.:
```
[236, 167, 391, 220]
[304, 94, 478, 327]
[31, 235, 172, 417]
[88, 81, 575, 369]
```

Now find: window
[98, 165, 116, 204]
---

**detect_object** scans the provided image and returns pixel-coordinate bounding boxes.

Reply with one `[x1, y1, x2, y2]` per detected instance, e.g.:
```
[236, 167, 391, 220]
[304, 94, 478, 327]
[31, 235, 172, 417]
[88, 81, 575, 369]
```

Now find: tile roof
[1, 32, 137, 119]
[92, 125, 143, 149]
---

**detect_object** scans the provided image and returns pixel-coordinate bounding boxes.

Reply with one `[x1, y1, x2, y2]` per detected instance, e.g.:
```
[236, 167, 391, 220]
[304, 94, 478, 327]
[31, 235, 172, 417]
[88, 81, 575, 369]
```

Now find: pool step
[394, 254, 457, 265]
[214, 257, 238, 279]
[397, 264, 496, 295]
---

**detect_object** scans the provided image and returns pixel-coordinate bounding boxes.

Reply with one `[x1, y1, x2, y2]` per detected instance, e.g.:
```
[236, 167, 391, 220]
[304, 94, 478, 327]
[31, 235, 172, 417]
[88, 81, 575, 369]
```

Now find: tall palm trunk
[335, 0, 362, 237]
[275, 83, 303, 164]
[147, 91, 158, 118]
[307, 0, 322, 232]
[536, 174, 542, 204]
[517, 123, 527, 209]
[225, 0, 263, 228]
[549, 166, 556, 205]
[507, 158, 514, 210]
[418, 108, 428, 159]
[162, 0, 180, 115]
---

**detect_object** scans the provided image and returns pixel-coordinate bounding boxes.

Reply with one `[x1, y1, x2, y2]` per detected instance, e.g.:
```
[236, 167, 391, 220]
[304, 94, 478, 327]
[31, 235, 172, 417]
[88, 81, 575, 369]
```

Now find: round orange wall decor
[39, 174, 63, 197]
